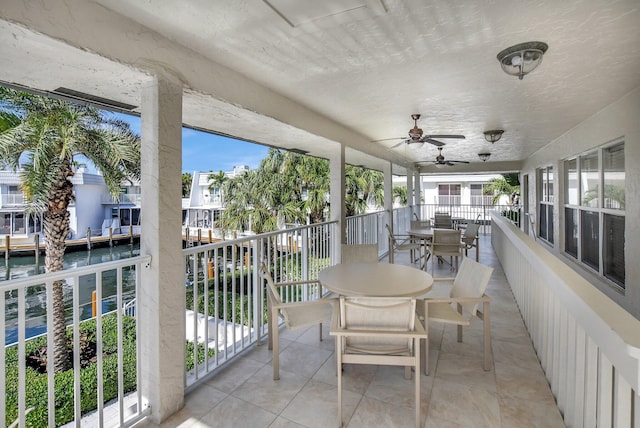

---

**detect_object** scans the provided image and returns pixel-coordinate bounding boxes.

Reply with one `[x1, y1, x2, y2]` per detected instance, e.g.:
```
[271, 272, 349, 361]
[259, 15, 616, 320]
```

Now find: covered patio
[141, 234, 564, 428]
[1, 1, 639, 427]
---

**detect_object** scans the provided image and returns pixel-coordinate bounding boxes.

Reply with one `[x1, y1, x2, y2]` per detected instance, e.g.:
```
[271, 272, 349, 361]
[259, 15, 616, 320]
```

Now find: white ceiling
[1, 0, 639, 174]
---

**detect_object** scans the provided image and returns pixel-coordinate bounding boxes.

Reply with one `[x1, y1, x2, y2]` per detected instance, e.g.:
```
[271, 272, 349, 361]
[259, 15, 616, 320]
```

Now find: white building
[0, 167, 141, 240]
[182, 165, 250, 229]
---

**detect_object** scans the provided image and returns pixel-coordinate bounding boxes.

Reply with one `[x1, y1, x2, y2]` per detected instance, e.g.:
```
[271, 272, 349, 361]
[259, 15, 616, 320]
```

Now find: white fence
[0, 256, 151, 427]
[182, 221, 338, 391]
[491, 213, 639, 427]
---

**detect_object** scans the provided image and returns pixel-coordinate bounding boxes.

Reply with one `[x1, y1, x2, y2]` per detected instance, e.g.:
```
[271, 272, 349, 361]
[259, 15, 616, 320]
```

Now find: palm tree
[393, 185, 408, 206]
[207, 170, 227, 203]
[345, 166, 384, 216]
[484, 174, 520, 206]
[182, 172, 192, 198]
[0, 87, 141, 373]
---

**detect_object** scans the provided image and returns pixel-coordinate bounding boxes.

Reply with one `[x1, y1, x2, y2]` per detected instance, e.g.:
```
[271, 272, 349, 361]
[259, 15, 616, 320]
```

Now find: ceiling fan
[374, 114, 465, 148]
[417, 147, 470, 167]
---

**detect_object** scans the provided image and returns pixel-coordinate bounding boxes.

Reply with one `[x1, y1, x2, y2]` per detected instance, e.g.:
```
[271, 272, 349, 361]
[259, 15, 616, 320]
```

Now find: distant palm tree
[182, 172, 192, 197]
[393, 185, 408, 206]
[219, 149, 386, 232]
[484, 175, 520, 206]
[207, 170, 227, 203]
[0, 87, 140, 373]
[345, 166, 383, 216]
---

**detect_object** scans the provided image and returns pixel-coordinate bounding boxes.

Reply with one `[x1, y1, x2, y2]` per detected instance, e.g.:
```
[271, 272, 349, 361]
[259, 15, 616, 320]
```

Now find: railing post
[302, 227, 309, 281]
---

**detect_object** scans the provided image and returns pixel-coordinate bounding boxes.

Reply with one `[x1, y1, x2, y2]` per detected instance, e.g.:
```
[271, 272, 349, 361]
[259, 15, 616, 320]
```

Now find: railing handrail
[346, 210, 385, 220]
[182, 220, 338, 255]
[491, 213, 640, 391]
[0, 255, 152, 292]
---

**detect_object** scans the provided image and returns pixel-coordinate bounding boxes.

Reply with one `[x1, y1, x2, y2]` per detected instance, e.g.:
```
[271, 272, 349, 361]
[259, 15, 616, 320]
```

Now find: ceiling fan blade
[447, 160, 470, 164]
[425, 134, 466, 139]
[371, 136, 404, 143]
[390, 139, 409, 148]
[421, 138, 446, 147]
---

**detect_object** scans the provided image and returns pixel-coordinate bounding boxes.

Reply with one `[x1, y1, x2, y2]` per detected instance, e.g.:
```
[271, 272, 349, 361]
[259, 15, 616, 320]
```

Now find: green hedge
[4, 314, 137, 427]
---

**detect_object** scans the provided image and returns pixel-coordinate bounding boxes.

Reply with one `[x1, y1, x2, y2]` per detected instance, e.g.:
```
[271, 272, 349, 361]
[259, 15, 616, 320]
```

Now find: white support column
[139, 73, 185, 423]
[406, 168, 414, 216]
[383, 161, 393, 232]
[414, 169, 422, 205]
[329, 144, 345, 257]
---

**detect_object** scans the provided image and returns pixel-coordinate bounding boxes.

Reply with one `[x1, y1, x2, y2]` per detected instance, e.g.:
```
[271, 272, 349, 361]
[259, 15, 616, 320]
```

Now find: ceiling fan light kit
[478, 152, 491, 162]
[387, 114, 466, 148]
[484, 129, 504, 143]
[497, 41, 548, 80]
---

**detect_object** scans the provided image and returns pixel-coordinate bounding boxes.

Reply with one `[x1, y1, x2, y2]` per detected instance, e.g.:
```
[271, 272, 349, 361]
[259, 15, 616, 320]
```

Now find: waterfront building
[0, 167, 141, 240]
[182, 165, 250, 230]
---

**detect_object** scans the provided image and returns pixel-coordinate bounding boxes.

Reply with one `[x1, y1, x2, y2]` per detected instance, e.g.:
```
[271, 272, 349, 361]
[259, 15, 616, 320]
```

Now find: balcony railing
[1, 256, 151, 427]
[491, 213, 639, 427]
[0, 194, 25, 208]
[345, 210, 388, 256]
[101, 194, 141, 205]
[182, 221, 338, 391]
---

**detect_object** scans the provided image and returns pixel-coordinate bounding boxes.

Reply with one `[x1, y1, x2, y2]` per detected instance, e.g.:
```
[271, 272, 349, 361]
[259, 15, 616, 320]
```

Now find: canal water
[2, 243, 140, 345]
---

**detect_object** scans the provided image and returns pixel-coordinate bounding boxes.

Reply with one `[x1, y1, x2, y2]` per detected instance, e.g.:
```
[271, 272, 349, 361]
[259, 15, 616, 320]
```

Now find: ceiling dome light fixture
[478, 152, 491, 162]
[497, 41, 548, 80]
[484, 129, 504, 143]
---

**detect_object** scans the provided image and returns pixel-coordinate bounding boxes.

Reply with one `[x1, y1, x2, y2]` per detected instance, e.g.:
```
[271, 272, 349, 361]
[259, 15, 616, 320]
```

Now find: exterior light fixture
[484, 129, 504, 143]
[497, 41, 548, 80]
[478, 152, 491, 162]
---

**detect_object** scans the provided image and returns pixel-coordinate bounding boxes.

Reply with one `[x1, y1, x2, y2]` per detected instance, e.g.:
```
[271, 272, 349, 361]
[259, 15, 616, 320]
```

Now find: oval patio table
[318, 262, 433, 297]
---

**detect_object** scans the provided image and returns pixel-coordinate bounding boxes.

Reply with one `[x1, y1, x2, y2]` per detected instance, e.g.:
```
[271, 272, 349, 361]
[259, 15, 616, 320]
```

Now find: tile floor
[138, 235, 565, 428]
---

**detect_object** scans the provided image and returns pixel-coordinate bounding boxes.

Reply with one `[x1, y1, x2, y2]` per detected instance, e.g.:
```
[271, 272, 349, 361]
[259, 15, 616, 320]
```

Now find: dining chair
[331, 296, 427, 428]
[260, 262, 337, 380]
[341, 243, 379, 263]
[433, 212, 453, 229]
[461, 222, 481, 261]
[429, 228, 462, 278]
[386, 224, 422, 265]
[417, 257, 494, 375]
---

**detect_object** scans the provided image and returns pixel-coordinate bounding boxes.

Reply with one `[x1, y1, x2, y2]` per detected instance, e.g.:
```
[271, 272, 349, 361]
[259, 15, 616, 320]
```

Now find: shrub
[5, 313, 137, 427]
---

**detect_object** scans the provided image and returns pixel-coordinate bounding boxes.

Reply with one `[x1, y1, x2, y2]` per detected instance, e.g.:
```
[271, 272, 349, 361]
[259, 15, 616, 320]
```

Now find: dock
[0, 231, 140, 259]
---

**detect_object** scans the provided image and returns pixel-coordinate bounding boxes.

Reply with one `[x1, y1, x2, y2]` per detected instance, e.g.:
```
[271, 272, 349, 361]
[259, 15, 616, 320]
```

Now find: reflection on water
[2, 243, 140, 345]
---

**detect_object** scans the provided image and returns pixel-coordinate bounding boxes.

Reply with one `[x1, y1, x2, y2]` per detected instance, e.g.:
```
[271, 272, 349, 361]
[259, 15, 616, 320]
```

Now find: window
[563, 142, 625, 289]
[438, 184, 461, 206]
[537, 167, 554, 243]
[470, 183, 492, 205]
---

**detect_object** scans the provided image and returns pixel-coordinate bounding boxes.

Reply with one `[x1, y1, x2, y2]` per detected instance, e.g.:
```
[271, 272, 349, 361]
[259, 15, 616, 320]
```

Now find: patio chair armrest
[274, 279, 320, 287]
[330, 325, 428, 340]
[272, 297, 338, 311]
[423, 295, 491, 304]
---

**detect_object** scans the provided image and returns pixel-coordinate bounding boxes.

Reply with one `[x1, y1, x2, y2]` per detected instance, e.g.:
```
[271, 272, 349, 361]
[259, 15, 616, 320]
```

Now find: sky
[113, 112, 269, 174]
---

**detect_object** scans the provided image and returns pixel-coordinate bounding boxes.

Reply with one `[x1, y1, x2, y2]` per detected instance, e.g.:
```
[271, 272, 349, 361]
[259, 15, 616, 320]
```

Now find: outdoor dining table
[407, 227, 434, 271]
[318, 262, 433, 297]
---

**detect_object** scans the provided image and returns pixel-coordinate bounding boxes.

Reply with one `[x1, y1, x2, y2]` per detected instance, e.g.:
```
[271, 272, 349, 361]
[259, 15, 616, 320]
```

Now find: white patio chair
[331, 296, 427, 428]
[386, 224, 422, 265]
[417, 257, 494, 375]
[433, 212, 453, 229]
[260, 262, 337, 380]
[341, 243, 379, 263]
[461, 222, 481, 261]
[429, 228, 463, 278]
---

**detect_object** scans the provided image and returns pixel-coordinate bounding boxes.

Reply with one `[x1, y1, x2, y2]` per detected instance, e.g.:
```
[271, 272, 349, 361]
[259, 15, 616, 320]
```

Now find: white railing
[345, 211, 388, 256]
[182, 221, 338, 391]
[0, 194, 25, 207]
[101, 194, 141, 205]
[0, 255, 151, 427]
[491, 213, 639, 427]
